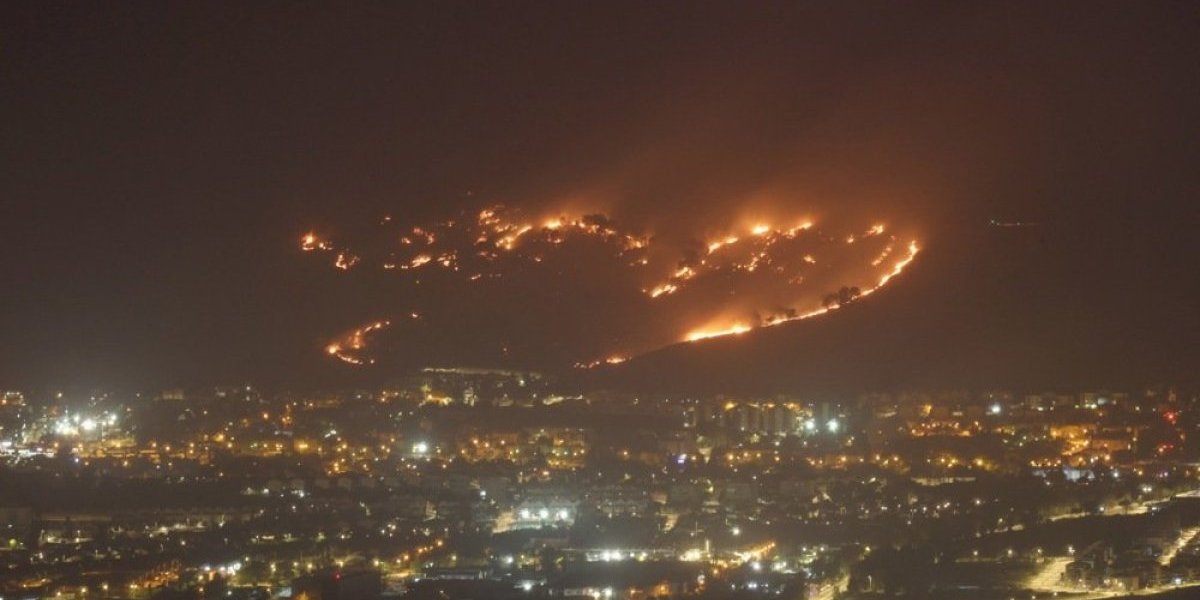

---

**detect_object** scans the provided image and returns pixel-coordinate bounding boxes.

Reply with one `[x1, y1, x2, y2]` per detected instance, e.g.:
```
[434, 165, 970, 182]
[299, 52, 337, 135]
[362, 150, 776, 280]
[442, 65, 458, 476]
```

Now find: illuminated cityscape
[2, 3, 1198, 600]
[4, 382, 1200, 599]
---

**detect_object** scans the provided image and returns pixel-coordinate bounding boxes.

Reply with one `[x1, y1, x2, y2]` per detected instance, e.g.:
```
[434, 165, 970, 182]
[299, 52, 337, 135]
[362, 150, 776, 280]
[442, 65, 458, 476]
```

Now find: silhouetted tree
[837, 286, 861, 306]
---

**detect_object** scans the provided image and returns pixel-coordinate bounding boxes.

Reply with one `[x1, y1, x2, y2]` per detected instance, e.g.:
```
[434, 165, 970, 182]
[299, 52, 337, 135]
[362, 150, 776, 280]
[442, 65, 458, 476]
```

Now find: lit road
[1160, 526, 1200, 566]
[809, 574, 848, 600]
[1025, 556, 1076, 593]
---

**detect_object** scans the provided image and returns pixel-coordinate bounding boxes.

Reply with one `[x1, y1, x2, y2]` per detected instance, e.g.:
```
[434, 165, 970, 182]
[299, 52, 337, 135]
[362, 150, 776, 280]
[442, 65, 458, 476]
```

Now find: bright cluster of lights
[517, 507, 571, 521]
[201, 561, 242, 576]
[53, 412, 118, 437]
[800, 417, 841, 434]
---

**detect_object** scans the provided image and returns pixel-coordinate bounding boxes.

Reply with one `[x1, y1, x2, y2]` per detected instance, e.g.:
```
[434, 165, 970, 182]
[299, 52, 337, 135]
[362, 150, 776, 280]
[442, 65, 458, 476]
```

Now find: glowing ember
[706, 236, 740, 254]
[324, 320, 391, 365]
[648, 283, 678, 298]
[686, 323, 752, 342]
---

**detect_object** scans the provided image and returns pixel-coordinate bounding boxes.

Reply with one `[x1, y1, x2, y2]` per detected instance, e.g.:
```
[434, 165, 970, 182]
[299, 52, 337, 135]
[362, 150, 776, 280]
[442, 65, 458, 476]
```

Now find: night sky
[2, 3, 1197, 390]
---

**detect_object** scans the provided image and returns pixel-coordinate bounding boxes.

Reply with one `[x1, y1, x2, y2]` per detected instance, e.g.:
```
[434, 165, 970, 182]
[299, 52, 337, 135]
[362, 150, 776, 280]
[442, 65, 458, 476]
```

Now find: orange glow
[334, 253, 359, 270]
[706, 236, 740, 254]
[685, 322, 751, 342]
[323, 320, 392, 365]
[679, 238, 920, 345]
[301, 232, 332, 252]
[874, 241, 919, 288]
[648, 283, 678, 298]
[784, 220, 814, 236]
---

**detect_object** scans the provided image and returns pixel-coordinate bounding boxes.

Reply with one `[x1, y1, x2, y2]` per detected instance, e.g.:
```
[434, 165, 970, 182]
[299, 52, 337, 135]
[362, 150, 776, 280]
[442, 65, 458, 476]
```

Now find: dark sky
[2, 2, 1197, 391]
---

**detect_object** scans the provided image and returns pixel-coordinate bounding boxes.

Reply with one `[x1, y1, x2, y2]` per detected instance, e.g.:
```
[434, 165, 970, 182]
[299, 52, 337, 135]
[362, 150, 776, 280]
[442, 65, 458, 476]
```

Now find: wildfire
[334, 253, 359, 270]
[685, 323, 752, 342]
[875, 240, 920, 288]
[648, 283, 678, 298]
[301, 232, 331, 252]
[706, 236, 740, 254]
[324, 320, 391, 365]
[782, 221, 815, 237]
[871, 242, 895, 266]
[676, 237, 921, 346]
[299, 204, 922, 368]
[575, 355, 630, 369]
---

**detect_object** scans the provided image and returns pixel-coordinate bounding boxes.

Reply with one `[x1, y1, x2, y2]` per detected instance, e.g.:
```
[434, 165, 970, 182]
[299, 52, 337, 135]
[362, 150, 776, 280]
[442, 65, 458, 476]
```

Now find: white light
[54, 419, 78, 436]
[988, 403, 1002, 415]
[826, 418, 839, 433]
[80, 418, 97, 432]
[557, 509, 569, 520]
[413, 442, 429, 454]
[538, 508, 549, 520]
[803, 419, 817, 433]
